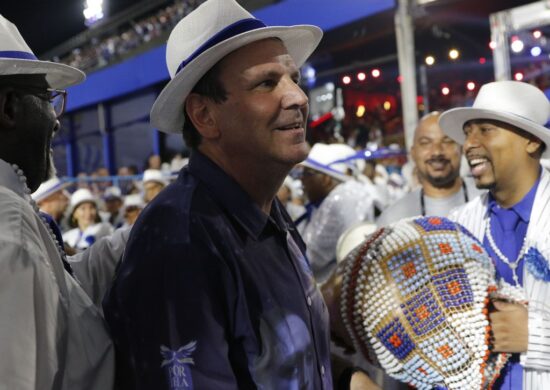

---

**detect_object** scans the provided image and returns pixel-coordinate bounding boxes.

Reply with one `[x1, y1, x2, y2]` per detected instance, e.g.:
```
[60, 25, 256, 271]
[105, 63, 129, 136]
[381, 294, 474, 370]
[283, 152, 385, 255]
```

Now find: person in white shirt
[142, 168, 168, 203]
[63, 188, 113, 251]
[299, 143, 375, 282]
[443, 81, 550, 389]
[377, 112, 481, 226]
[0, 15, 118, 389]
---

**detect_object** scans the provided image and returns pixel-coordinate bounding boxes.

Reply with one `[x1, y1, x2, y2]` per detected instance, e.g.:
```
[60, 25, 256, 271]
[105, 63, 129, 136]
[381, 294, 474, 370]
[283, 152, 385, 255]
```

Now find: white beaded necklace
[11, 164, 67, 262]
[485, 217, 528, 286]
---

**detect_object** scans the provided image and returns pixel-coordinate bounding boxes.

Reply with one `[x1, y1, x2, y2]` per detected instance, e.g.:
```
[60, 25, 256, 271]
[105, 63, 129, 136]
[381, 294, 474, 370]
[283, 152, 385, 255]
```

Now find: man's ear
[0, 88, 17, 130]
[525, 135, 543, 157]
[185, 93, 220, 140]
[321, 173, 334, 187]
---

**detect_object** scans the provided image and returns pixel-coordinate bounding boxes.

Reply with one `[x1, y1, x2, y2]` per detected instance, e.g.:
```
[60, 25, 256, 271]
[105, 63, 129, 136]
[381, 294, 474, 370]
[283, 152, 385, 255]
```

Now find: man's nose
[281, 78, 308, 109]
[463, 129, 479, 152]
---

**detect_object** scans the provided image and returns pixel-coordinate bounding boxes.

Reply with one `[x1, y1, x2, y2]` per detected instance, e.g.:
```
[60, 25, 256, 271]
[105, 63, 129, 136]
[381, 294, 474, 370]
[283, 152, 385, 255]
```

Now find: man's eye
[258, 79, 277, 88]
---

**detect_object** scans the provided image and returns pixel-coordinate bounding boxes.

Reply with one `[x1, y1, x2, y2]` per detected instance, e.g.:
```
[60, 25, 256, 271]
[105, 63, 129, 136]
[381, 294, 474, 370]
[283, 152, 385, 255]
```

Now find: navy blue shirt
[104, 150, 332, 389]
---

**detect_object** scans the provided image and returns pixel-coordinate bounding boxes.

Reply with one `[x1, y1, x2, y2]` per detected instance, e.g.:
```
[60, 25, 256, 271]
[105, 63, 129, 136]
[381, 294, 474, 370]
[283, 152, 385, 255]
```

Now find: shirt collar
[186, 150, 289, 239]
[487, 166, 542, 223]
[0, 159, 27, 198]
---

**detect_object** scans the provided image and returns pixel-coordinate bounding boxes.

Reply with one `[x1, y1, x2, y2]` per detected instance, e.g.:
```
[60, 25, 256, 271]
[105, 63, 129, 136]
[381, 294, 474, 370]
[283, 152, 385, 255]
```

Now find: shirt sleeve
[305, 199, 344, 279]
[521, 305, 550, 370]
[68, 226, 130, 308]
[104, 214, 243, 389]
[0, 240, 62, 389]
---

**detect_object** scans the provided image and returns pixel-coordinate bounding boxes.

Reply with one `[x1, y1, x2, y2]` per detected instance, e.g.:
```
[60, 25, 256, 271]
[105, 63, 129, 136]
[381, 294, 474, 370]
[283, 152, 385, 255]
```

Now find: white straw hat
[142, 169, 168, 186]
[123, 194, 145, 209]
[150, 0, 322, 134]
[103, 186, 123, 201]
[70, 188, 97, 209]
[0, 14, 85, 88]
[31, 177, 70, 203]
[301, 143, 353, 182]
[439, 81, 550, 158]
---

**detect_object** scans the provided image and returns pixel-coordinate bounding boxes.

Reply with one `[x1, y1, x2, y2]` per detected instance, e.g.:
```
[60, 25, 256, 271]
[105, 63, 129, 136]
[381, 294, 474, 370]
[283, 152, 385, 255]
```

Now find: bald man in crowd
[377, 111, 481, 226]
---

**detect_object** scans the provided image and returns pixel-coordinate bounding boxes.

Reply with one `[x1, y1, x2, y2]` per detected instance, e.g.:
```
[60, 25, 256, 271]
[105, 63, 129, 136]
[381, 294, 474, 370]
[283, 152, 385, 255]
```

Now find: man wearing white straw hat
[32, 176, 70, 224]
[0, 14, 115, 390]
[298, 143, 376, 282]
[103, 0, 345, 388]
[442, 80, 550, 389]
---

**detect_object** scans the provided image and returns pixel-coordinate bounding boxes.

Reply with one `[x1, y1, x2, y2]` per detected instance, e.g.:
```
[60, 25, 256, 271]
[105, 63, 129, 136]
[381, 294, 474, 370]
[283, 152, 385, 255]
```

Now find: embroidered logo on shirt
[161, 341, 197, 389]
[525, 247, 550, 281]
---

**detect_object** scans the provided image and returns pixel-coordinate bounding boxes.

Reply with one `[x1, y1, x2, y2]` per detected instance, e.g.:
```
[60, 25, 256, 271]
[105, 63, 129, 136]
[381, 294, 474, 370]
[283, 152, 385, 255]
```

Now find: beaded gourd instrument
[340, 216, 509, 389]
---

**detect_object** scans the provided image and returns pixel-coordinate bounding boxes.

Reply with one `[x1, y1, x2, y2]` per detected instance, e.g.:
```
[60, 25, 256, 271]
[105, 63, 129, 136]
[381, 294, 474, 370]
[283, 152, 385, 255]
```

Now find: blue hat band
[305, 158, 347, 177]
[0, 51, 37, 60]
[175, 18, 266, 75]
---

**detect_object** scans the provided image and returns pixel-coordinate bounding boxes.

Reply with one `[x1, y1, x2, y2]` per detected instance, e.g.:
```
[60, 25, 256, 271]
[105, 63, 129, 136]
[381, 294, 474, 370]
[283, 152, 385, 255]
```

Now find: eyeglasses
[5, 85, 67, 119]
[25, 88, 67, 119]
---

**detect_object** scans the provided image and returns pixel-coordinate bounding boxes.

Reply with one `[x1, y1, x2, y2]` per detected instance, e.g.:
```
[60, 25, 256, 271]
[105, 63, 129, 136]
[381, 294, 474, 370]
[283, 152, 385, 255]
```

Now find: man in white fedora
[103, 0, 338, 389]
[0, 14, 116, 389]
[441, 80, 550, 389]
[298, 143, 376, 282]
[32, 176, 70, 225]
[141, 168, 168, 203]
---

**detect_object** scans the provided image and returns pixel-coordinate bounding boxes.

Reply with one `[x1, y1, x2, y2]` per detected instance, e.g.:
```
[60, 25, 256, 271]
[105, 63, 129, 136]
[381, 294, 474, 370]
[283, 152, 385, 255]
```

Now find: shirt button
[321, 365, 325, 376]
[307, 296, 312, 306]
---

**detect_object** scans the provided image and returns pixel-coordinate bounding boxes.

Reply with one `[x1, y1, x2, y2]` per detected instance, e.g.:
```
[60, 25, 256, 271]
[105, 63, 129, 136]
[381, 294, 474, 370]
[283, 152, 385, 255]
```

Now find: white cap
[143, 169, 168, 186]
[70, 188, 97, 210]
[31, 177, 69, 203]
[103, 186, 122, 200]
[301, 143, 353, 182]
[123, 194, 145, 209]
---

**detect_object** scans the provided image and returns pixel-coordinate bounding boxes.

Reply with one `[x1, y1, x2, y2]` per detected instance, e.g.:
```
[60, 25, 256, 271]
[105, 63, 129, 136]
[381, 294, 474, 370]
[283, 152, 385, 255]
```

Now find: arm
[68, 226, 130, 308]
[0, 241, 61, 389]
[490, 299, 550, 370]
[522, 301, 550, 369]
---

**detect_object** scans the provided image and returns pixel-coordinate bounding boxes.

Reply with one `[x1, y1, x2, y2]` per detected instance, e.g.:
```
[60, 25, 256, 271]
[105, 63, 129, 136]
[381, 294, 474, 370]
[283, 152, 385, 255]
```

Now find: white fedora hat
[31, 177, 70, 203]
[150, 0, 323, 134]
[69, 188, 97, 210]
[301, 143, 353, 182]
[0, 15, 85, 88]
[439, 81, 550, 158]
[142, 169, 168, 186]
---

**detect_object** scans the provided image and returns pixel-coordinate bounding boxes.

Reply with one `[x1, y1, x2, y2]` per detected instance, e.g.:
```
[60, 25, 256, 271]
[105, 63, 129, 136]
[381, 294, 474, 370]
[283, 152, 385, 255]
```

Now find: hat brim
[0, 58, 85, 89]
[301, 160, 351, 182]
[150, 25, 322, 134]
[32, 180, 71, 203]
[440, 107, 550, 159]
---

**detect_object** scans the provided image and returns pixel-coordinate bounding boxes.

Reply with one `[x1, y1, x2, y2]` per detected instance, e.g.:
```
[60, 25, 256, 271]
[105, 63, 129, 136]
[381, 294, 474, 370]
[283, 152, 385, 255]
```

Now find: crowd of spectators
[51, 0, 205, 73]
